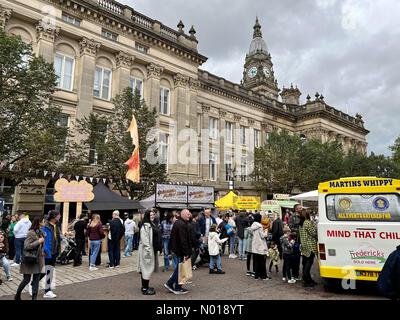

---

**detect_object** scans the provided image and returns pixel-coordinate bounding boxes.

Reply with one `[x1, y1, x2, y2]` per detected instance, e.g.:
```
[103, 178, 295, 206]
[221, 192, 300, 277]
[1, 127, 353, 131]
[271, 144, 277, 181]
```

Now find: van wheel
[323, 278, 342, 292]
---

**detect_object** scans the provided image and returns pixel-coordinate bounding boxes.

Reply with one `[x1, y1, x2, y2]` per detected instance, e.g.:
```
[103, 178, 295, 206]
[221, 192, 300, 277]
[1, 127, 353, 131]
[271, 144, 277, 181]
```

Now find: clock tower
[242, 18, 279, 99]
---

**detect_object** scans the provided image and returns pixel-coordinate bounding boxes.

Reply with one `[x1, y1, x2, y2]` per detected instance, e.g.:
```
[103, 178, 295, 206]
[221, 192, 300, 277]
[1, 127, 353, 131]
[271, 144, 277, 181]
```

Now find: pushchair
[56, 236, 78, 265]
[193, 243, 210, 269]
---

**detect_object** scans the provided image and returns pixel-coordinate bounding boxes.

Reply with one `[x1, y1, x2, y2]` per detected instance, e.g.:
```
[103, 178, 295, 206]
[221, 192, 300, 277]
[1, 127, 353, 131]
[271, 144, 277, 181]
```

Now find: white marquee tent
[289, 190, 318, 202]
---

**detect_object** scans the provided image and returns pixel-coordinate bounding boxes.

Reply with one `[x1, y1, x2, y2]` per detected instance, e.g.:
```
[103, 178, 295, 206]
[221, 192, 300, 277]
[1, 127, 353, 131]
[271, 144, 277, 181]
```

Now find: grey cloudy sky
[125, 0, 400, 155]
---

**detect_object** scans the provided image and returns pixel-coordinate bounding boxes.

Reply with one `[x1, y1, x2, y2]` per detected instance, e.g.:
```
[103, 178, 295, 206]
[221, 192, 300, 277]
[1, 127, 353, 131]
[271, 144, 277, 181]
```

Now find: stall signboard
[232, 196, 261, 210]
[273, 194, 290, 200]
[156, 184, 188, 203]
[261, 200, 281, 212]
[188, 186, 214, 204]
[54, 178, 95, 203]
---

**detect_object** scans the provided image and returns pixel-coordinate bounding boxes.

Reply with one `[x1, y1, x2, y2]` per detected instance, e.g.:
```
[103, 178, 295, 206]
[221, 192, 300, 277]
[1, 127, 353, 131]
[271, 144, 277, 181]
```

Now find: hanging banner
[156, 184, 187, 203]
[188, 186, 214, 204]
[125, 114, 140, 183]
[54, 178, 95, 203]
[232, 196, 261, 210]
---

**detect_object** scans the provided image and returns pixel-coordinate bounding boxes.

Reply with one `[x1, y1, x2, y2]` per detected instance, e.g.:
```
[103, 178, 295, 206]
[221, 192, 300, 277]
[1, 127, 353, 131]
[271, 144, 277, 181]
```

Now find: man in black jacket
[271, 212, 284, 258]
[234, 211, 250, 260]
[378, 245, 400, 300]
[108, 210, 125, 268]
[164, 209, 192, 295]
[73, 214, 87, 267]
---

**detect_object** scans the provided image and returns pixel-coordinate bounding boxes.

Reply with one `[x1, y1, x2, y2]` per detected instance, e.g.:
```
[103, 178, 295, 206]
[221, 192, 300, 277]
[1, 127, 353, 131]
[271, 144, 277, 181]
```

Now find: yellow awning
[214, 191, 238, 210]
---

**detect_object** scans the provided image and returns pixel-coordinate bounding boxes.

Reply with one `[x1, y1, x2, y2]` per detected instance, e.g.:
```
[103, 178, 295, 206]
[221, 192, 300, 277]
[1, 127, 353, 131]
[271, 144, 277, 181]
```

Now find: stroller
[193, 243, 210, 269]
[56, 236, 78, 265]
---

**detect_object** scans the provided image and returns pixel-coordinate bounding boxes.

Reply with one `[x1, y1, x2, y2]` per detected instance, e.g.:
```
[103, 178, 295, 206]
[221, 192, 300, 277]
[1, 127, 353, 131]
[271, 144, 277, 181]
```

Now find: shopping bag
[178, 259, 193, 285]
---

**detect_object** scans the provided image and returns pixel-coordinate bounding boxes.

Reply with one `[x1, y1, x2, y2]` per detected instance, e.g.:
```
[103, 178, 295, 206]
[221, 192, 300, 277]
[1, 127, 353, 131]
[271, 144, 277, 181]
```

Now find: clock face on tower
[263, 67, 270, 78]
[247, 66, 257, 78]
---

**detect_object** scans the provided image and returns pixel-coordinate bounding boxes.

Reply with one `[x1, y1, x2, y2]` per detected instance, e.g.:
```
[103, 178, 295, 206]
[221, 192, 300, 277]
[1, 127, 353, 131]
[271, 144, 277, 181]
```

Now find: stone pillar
[261, 121, 269, 145]
[188, 78, 201, 177]
[76, 37, 100, 121]
[146, 63, 163, 113]
[219, 110, 227, 183]
[115, 51, 134, 94]
[173, 73, 190, 175]
[35, 23, 60, 63]
[201, 104, 210, 181]
[233, 114, 242, 174]
[0, 5, 12, 30]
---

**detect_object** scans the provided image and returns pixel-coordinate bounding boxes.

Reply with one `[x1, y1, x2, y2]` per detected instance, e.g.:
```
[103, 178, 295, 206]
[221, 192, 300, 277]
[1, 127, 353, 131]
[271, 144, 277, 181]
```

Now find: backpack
[226, 223, 235, 236]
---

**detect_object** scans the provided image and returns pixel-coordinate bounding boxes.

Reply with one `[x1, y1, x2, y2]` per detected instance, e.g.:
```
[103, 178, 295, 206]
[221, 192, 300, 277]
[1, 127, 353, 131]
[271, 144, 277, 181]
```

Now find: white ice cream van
[317, 177, 400, 283]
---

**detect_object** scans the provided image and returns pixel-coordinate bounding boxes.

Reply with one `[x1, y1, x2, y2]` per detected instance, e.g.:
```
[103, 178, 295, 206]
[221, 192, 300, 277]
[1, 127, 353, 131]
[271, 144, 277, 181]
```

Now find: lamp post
[227, 167, 236, 191]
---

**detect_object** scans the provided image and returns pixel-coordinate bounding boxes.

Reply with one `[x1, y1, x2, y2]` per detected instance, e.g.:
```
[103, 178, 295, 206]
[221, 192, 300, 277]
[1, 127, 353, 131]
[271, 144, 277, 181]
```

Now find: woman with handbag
[14, 218, 46, 300]
[137, 209, 162, 295]
[87, 214, 104, 271]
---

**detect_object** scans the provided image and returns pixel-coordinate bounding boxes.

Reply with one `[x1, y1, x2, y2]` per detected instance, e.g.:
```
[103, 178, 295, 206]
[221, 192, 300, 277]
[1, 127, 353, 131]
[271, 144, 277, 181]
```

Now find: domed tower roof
[248, 17, 268, 55]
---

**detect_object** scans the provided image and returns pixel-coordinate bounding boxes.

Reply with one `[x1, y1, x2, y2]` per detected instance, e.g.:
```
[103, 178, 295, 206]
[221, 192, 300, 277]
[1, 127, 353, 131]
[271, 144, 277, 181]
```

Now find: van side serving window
[326, 194, 400, 222]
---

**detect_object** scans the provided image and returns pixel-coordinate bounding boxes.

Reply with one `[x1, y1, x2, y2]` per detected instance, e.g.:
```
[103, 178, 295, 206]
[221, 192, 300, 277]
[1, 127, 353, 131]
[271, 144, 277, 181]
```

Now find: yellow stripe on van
[318, 177, 400, 194]
[319, 266, 381, 282]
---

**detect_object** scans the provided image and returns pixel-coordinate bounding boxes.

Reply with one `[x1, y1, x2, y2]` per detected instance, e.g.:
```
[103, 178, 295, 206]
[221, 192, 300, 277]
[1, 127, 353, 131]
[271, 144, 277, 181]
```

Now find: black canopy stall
[85, 183, 144, 211]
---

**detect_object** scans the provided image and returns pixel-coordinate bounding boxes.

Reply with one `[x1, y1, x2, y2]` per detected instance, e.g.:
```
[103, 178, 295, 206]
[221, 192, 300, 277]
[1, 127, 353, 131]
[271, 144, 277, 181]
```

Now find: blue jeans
[209, 255, 222, 270]
[162, 239, 171, 270]
[89, 240, 101, 266]
[229, 235, 235, 254]
[166, 255, 184, 290]
[108, 239, 121, 267]
[15, 237, 25, 264]
[238, 238, 246, 259]
[124, 234, 133, 256]
[1, 256, 10, 277]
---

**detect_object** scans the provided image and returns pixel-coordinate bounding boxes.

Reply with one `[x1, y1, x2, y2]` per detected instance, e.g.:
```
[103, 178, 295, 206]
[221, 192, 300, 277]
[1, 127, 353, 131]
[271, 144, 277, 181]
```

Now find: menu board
[188, 186, 214, 203]
[156, 184, 188, 203]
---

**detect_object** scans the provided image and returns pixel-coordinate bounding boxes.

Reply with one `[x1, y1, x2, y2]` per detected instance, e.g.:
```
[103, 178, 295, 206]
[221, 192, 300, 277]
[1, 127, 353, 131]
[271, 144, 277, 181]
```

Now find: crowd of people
[0, 204, 321, 299]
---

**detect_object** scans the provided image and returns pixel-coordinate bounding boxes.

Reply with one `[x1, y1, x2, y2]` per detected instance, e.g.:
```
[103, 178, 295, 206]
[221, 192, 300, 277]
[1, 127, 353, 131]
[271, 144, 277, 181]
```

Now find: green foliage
[75, 88, 168, 200]
[0, 30, 77, 184]
[389, 137, 400, 166]
[253, 131, 400, 193]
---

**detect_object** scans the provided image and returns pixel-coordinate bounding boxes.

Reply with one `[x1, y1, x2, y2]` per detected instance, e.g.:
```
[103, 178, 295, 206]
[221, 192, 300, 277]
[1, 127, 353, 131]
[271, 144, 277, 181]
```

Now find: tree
[0, 30, 77, 185]
[389, 136, 400, 166]
[252, 130, 302, 193]
[299, 139, 345, 191]
[75, 88, 168, 200]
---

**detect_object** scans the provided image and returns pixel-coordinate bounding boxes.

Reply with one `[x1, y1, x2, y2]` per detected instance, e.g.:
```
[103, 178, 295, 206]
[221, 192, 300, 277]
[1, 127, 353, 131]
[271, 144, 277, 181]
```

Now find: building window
[54, 53, 74, 91]
[159, 87, 170, 115]
[225, 154, 233, 181]
[209, 153, 217, 181]
[89, 122, 108, 165]
[0, 178, 15, 213]
[94, 66, 112, 100]
[62, 13, 81, 26]
[130, 78, 143, 98]
[101, 29, 118, 42]
[159, 133, 169, 171]
[240, 126, 247, 145]
[240, 158, 247, 182]
[135, 43, 149, 54]
[254, 129, 261, 148]
[209, 117, 218, 140]
[225, 121, 233, 143]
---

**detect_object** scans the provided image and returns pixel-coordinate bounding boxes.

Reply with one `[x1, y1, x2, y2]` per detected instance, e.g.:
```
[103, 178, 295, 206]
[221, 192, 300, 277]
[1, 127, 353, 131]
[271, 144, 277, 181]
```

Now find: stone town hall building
[0, 0, 368, 215]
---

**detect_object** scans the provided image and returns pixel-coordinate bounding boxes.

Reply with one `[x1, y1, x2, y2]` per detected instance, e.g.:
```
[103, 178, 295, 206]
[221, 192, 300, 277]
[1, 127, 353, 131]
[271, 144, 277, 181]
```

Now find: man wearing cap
[42, 210, 61, 299]
[108, 210, 125, 269]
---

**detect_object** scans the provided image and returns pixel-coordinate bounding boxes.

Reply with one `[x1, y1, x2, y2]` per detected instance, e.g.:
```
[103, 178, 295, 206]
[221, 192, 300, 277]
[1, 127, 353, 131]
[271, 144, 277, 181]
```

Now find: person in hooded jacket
[234, 211, 250, 260]
[41, 210, 61, 299]
[377, 245, 400, 300]
[250, 213, 269, 280]
[12, 212, 32, 267]
[137, 209, 162, 295]
[123, 213, 136, 257]
[208, 224, 228, 274]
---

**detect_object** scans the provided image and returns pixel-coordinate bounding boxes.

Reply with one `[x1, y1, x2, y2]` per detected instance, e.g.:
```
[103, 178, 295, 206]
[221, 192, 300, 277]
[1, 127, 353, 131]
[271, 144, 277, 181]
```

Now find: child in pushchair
[57, 234, 78, 265]
[193, 243, 210, 269]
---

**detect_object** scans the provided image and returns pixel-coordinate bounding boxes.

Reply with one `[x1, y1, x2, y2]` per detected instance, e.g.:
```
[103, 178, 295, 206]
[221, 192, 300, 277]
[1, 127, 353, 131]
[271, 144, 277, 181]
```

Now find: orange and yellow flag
[125, 115, 140, 182]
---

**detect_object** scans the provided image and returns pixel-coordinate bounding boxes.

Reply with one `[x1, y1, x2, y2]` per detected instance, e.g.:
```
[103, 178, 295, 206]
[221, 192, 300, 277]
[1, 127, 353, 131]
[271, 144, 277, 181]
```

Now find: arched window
[54, 43, 76, 91]
[94, 56, 113, 100]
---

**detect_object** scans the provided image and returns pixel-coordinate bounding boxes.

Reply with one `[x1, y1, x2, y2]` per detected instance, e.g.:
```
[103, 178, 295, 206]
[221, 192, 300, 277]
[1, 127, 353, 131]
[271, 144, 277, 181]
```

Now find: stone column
[188, 78, 201, 177]
[76, 37, 100, 121]
[201, 104, 211, 181]
[36, 23, 60, 63]
[233, 113, 242, 176]
[115, 51, 134, 94]
[261, 121, 269, 145]
[219, 110, 227, 183]
[0, 5, 12, 31]
[146, 63, 163, 113]
[173, 73, 190, 175]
